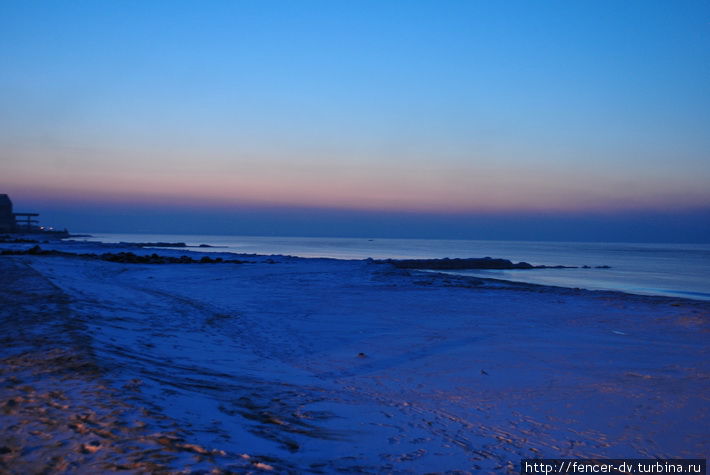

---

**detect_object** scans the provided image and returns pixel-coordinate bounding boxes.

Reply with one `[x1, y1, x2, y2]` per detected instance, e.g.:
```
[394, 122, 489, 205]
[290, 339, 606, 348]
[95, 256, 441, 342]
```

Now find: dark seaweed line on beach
[2, 245, 612, 271]
[0, 245, 244, 264]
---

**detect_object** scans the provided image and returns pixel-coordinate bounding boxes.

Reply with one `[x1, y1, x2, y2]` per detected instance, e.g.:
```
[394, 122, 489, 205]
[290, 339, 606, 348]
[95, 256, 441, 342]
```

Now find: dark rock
[27, 245, 43, 255]
[374, 256, 581, 270]
[377, 257, 537, 270]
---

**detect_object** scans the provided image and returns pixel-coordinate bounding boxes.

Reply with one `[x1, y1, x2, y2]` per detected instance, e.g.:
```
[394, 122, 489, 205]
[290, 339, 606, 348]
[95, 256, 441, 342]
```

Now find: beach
[1, 240, 708, 473]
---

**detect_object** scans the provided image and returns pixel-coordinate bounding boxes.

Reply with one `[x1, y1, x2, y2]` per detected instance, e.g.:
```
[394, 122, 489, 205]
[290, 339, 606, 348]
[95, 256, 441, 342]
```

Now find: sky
[1, 0, 709, 241]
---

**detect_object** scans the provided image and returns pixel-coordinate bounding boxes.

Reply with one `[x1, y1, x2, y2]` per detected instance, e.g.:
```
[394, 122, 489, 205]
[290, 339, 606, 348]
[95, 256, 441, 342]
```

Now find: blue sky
[1, 1, 709, 241]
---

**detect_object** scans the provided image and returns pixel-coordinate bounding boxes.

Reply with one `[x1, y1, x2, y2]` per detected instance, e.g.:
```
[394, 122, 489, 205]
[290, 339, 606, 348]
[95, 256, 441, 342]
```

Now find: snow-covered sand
[1, 240, 708, 473]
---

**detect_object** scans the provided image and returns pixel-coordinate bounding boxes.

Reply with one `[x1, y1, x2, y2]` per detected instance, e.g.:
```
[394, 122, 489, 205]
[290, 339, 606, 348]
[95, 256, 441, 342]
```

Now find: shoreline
[1, 239, 708, 472]
[63, 234, 710, 302]
[4, 235, 709, 304]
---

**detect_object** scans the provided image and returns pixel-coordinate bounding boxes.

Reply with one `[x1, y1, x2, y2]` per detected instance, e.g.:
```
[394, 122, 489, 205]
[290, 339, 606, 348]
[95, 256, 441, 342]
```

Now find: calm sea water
[78, 233, 710, 301]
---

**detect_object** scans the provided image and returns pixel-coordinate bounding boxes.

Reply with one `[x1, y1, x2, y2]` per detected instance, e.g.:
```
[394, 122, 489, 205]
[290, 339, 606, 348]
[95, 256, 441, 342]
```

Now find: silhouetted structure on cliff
[0, 194, 16, 233]
[0, 194, 56, 234]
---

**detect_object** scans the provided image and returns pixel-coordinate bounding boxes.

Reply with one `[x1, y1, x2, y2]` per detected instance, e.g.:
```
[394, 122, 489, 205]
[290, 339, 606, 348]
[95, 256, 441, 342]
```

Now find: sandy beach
[4, 0, 710, 472]
[1, 240, 708, 473]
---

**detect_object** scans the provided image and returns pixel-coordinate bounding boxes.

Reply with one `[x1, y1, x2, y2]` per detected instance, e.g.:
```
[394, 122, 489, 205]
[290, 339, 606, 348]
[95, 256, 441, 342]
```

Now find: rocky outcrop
[376, 257, 575, 270]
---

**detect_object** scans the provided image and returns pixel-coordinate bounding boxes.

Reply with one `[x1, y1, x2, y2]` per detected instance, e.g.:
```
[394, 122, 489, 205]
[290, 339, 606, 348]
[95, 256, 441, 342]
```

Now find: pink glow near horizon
[5, 168, 709, 215]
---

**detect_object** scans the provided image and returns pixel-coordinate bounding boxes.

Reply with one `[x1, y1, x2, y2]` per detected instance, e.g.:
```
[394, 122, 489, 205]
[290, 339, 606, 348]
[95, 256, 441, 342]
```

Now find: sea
[76, 233, 710, 301]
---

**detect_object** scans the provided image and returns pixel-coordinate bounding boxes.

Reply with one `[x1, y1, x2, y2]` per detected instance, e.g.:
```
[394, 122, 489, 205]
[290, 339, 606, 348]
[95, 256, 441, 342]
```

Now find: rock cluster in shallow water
[375, 257, 575, 270]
